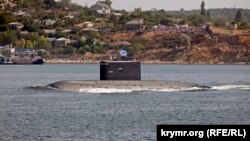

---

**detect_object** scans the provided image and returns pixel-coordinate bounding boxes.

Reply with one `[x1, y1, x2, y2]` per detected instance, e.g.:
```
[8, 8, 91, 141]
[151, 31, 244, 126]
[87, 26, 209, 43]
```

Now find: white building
[83, 22, 94, 28]
[125, 19, 145, 30]
[89, 1, 111, 17]
[41, 19, 56, 26]
[8, 22, 24, 30]
[54, 38, 71, 47]
[13, 10, 31, 18]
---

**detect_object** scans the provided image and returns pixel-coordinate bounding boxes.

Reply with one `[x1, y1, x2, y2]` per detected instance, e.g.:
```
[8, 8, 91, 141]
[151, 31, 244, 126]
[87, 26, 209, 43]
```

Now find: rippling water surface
[0, 64, 250, 141]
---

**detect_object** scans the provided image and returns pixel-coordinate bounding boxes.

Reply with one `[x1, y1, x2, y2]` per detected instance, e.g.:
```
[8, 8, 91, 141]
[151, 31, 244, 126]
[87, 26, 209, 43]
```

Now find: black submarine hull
[48, 80, 209, 93]
[47, 61, 210, 93]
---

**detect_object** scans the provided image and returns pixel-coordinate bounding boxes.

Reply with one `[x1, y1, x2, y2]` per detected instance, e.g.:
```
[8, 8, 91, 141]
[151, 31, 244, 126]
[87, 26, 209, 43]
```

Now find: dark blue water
[0, 64, 250, 141]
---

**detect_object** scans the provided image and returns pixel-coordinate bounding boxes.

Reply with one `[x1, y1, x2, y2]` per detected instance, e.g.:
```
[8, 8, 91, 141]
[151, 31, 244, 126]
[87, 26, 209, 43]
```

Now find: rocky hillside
[92, 27, 250, 64]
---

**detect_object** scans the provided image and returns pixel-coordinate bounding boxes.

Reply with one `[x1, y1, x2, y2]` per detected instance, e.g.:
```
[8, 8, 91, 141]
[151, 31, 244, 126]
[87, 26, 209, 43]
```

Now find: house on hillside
[0, 0, 16, 11]
[13, 10, 31, 18]
[74, 21, 98, 34]
[112, 12, 122, 16]
[82, 28, 99, 34]
[65, 15, 74, 19]
[8, 22, 24, 30]
[43, 29, 56, 35]
[83, 22, 94, 28]
[20, 31, 29, 36]
[124, 19, 145, 30]
[89, 1, 111, 18]
[54, 38, 71, 47]
[74, 22, 94, 30]
[0, 3, 6, 10]
[41, 19, 56, 26]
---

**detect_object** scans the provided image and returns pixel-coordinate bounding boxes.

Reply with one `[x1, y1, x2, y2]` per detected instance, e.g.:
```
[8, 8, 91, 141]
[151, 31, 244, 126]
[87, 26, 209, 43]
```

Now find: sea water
[0, 64, 249, 141]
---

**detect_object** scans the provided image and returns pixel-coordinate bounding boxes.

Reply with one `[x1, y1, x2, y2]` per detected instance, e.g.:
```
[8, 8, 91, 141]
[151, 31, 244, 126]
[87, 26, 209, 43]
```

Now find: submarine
[48, 61, 209, 93]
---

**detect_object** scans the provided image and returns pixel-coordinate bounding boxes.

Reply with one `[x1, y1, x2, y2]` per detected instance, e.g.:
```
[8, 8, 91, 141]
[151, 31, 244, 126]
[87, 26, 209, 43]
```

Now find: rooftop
[126, 19, 144, 25]
[90, 1, 110, 10]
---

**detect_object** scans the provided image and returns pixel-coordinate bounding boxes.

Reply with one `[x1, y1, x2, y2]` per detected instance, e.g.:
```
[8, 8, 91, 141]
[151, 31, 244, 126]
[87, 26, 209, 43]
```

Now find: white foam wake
[79, 87, 205, 93]
[78, 85, 250, 93]
[79, 88, 135, 93]
[211, 85, 250, 91]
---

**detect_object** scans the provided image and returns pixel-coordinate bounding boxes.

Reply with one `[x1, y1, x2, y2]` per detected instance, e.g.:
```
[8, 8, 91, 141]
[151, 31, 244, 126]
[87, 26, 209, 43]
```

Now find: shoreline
[44, 59, 249, 65]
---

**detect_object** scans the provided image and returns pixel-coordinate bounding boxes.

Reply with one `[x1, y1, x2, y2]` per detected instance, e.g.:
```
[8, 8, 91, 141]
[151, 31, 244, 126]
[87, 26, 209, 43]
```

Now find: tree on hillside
[61, 0, 71, 6]
[239, 21, 250, 30]
[235, 9, 244, 22]
[0, 31, 17, 46]
[44, 0, 56, 9]
[206, 10, 211, 18]
[63, 46, 75, 55]
[34, 36, 52, 50]
[44, 0, 54, 4]
[23, 19, 40, 32]
[214, 17, 227, 27]
[0, 12, 15, 31]
[26, 40, 33, 49]
[104, 0, 112, 8]
[160, 18, 173, 26]
[187, 14, 208, 26]
[20, 0, 44, 8]
[131, 8, 143, 18]
[201, 1, 206, 16]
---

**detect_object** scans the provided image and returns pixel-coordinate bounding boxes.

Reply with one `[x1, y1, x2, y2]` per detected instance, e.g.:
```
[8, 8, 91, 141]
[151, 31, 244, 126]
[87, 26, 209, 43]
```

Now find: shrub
[63, 46, 75, 55]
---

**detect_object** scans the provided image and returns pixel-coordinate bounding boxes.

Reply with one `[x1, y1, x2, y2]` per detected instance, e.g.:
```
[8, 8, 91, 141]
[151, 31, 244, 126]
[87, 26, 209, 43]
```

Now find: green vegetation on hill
[0, 0, 249, 63]
[167, 8, 250, 21]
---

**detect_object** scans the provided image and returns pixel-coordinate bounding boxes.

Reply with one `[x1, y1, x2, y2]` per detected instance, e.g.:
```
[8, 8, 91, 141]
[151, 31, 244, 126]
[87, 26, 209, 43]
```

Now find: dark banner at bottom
[157, 125, 250, 141]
